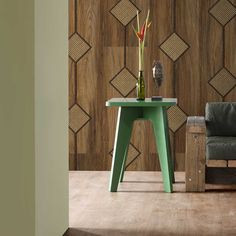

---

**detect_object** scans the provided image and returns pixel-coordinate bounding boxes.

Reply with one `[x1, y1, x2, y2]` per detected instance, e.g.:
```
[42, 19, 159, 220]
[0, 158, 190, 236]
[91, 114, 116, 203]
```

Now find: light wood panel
[207, 160, 228, 167]
[69, 0, 236, 171]
[185, 116, 206, 192]
[69, 0, 75, 37]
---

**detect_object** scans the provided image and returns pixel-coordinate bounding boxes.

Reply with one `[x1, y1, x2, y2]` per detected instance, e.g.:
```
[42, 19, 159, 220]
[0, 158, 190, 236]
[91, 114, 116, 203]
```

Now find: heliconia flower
[133, 21, 152, 42]
[136, 32, 144, 41]
[140, 22, 146, 37]
[133, 9, 151, 71]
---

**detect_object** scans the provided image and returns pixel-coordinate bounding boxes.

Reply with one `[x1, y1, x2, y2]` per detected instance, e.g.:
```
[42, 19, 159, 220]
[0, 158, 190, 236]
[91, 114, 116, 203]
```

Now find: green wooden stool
[106, 98, 177, 193]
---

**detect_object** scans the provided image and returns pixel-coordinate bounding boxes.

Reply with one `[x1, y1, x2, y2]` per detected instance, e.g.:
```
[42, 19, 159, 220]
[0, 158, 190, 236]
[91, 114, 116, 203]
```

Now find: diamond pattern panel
[69, 33, 91, 62]
[69, 104, 91, 133]
[109, 143, 141, 169]
[209, 0, 236, 26]
[110, 0, 139, 26]
[167, 106, 187, 132]
[209, 68, 236, 96]
[110, 68, 137, 97]
[160, 33, 189, 61]
[126, 143, 141, 168]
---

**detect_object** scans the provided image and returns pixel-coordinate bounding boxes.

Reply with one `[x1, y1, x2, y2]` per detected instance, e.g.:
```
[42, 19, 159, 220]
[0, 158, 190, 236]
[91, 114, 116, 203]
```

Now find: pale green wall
[0, 0, 68, 236]
[35, 0, 68, 235]
[0, 0, 35, 235]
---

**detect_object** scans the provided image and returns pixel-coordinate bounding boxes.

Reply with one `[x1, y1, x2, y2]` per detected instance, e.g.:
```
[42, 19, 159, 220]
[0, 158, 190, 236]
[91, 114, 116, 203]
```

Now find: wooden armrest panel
[186, 116, 206, 134]
[186, 116, 206, 192]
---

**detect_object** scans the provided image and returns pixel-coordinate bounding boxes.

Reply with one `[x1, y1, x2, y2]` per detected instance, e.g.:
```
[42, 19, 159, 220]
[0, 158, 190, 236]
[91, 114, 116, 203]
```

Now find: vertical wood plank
[102, 0, 125, 47]
[199, 0, 223, 111]
[69, 129, 76, 170]
[186, 126, 205, 192]
[175, 0, 200, 116]
[175, 125, 186, 171]
[76, 0, 103, 168]
[69, 0, 75, 37]
[224, 13, 236, 102]
[69, 58, 76, 108]
[104, 46, 124, 169]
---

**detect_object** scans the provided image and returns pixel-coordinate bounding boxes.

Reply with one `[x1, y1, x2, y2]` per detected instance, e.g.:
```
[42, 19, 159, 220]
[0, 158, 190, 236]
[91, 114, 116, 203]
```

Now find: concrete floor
[66, 171, 236, 236]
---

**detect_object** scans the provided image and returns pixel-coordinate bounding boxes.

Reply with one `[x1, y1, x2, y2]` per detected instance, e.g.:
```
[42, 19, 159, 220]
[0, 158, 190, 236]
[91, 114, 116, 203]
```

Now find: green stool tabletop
[106, 98, 177, 107]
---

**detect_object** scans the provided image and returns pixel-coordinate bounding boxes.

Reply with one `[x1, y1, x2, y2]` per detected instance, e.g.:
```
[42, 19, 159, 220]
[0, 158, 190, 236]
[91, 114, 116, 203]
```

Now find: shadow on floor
[63, 227, 230, 236]
[64, 228, 145, 236]
[63, 228, 164, 236]
[63, 228, 99, 236]
[123, 180, 185, 184]
[64, 228, 167, 236]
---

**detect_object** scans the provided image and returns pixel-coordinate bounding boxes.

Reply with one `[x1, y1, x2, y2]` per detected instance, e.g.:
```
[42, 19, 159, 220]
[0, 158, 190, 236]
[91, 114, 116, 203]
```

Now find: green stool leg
[163, 107, 175, 183]
[109, 107, 138, 192]
[154, 107, 173, 192]
[144, 107, 173, 193]
[119, 147, 128, 182]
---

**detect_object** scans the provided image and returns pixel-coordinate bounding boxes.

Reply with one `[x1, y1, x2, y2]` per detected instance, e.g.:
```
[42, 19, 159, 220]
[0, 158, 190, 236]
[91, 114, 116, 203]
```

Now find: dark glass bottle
[136, 70, 145, 100]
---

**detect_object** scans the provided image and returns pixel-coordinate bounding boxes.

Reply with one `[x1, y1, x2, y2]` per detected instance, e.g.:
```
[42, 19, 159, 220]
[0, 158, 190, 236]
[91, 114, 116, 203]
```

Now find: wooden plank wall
[69, 0, 236, 171]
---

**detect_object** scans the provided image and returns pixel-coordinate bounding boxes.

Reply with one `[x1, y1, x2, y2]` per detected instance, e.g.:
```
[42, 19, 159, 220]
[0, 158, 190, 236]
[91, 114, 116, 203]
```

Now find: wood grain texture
[228, 160, 236, 167]
[69, 0, 236, 171]
[175, 125, 186, 170]
[225, 15, 236, 77]
[175, 0, 200, 115]
[207, 160, 227, 167]
[199, 0, 223, 111]
[185, 116, 206, 192]
[69, 0, 75, 37]
[225, 14, 236, 102]
[66, 171, 236, 236]
[69, 58, 76, 108]
[69, 129, 76, 170]
[102, 0, 125, 47]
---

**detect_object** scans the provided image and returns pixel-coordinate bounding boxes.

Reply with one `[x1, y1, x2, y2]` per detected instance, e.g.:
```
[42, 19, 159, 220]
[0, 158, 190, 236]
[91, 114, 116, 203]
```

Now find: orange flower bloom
[132, 10, 151, 71]
[135, 22, 151, 42]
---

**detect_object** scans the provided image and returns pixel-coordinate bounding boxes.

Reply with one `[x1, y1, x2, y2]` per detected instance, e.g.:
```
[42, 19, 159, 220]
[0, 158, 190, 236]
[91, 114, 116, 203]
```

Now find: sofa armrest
[186, 116, 206, 134]
[186, 116, 206, 192]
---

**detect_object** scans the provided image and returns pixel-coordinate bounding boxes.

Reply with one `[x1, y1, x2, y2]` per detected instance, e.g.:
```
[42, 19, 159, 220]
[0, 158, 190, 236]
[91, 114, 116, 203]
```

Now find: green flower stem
[139, 10, 150, 72]
[137, 11, 141, 71]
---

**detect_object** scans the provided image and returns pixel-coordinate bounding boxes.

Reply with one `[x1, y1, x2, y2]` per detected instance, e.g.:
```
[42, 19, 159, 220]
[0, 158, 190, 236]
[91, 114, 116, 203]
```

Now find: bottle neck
[138, 70, 144, 77]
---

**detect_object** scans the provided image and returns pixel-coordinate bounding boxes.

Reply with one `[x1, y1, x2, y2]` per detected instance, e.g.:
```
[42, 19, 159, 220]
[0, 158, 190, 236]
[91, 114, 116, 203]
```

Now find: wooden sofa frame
[185, 116, 236, 192]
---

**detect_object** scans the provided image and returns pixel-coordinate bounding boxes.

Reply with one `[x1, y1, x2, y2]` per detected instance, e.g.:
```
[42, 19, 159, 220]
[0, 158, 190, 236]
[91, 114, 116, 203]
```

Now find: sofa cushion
[206, 136, 236, 160]
[205, 102, 236, 136]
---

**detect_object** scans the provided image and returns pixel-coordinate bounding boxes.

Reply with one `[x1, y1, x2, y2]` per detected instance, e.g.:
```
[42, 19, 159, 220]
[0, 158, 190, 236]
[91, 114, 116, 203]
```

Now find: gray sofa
[206, 102, 236, 160]
[185, 102, 236, 192]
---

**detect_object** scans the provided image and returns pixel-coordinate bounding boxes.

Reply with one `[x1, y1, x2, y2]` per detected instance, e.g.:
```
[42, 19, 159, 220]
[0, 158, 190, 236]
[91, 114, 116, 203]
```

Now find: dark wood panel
[225, 87, 236, 101]
[69, 58, 75, 108]
[225, 13, 236, 76]
[175, 0, 201, 115]
[199, 0, 223, 110]
[102, 0, 125, 47]
[69, 129, 76, 170]
[175, 125, 186, 171]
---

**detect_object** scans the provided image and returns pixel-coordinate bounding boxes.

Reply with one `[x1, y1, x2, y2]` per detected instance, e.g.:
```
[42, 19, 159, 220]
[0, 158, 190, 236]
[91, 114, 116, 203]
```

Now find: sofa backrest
[205, 102, 236, 137]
